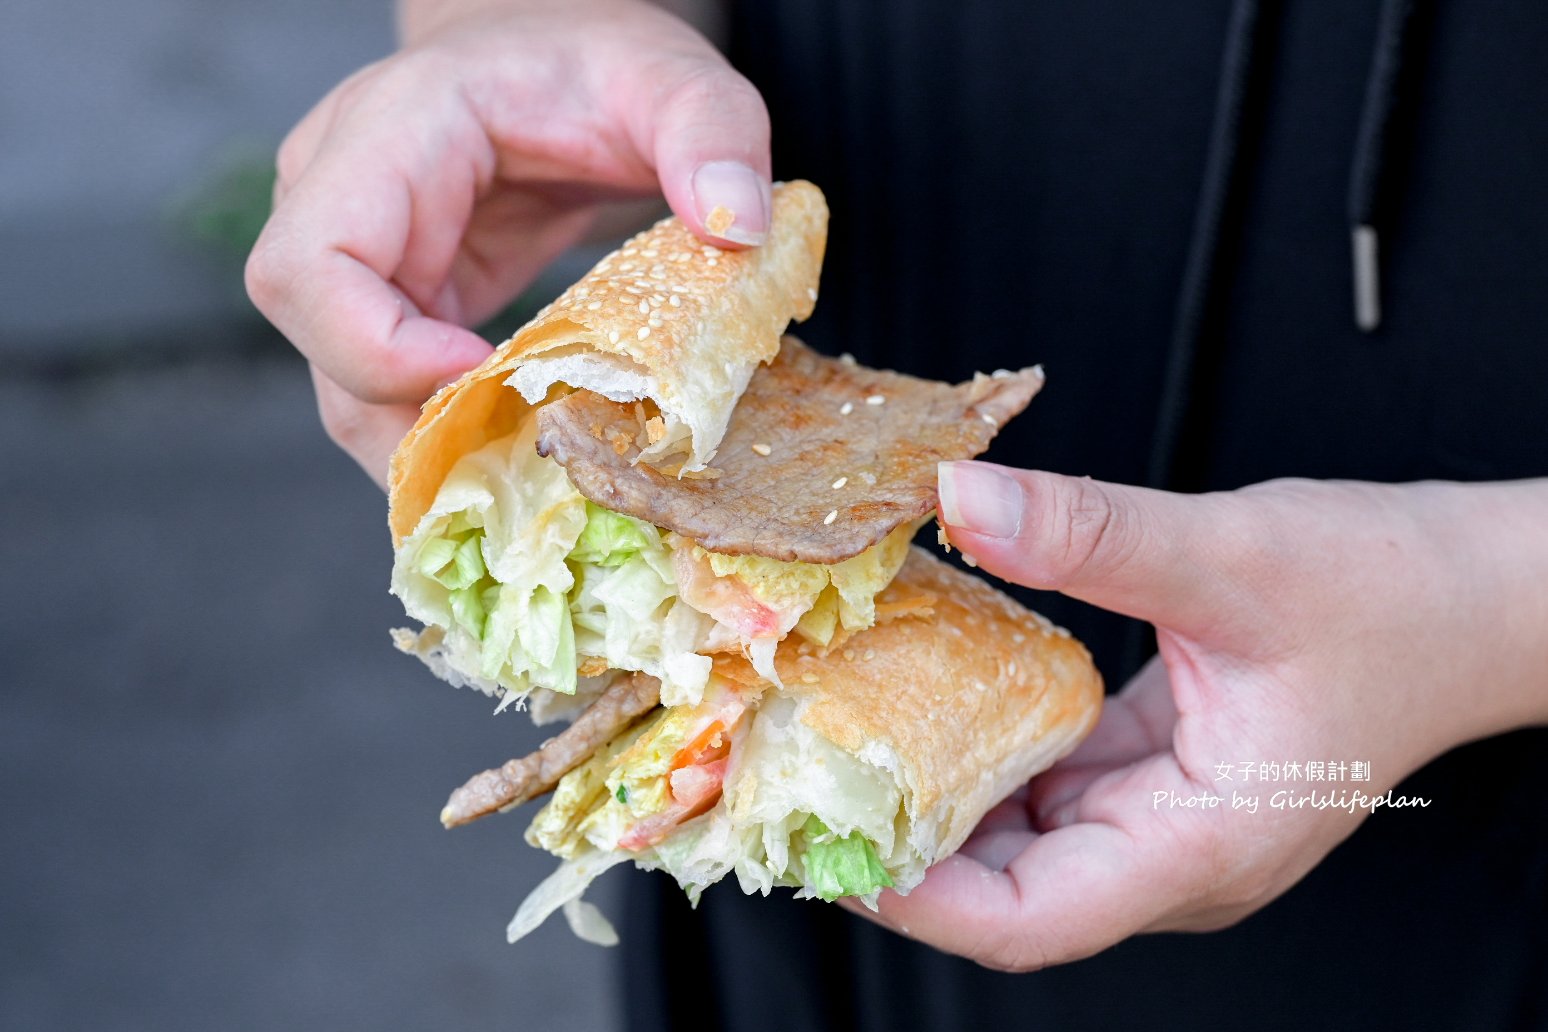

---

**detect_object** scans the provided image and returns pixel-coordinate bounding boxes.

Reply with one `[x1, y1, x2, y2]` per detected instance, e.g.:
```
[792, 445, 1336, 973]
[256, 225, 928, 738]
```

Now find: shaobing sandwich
[441, 547, 1102, 944]
[387, 181, 1046, 709]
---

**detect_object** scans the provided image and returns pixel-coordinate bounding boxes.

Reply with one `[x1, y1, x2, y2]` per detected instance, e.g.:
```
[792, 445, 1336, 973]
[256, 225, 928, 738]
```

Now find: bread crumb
[605, 427, 634, 456]
[705, 206, 735, 237]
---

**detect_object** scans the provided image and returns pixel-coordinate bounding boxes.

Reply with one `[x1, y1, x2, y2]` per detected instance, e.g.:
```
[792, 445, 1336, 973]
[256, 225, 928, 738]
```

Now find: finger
[311, 366, 423, 489]
[613, 53, 772, 247]
[448, 189, 601, 327]
[247, 87, 497, 404]
[1028, 658, 1179, 827]
[273, 61, 380, 200]
[955, 791, 1036, 869]
[848, 824, 1158, 971]
[937, 462, 1257, 636]
[854, 754, 1200, 971]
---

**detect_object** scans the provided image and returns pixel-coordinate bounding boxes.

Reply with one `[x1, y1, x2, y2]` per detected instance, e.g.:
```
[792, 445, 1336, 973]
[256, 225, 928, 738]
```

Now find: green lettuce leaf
[568, 502, 660, 567]
[799, 815, 894, 901]
[392, 423, 713, 703]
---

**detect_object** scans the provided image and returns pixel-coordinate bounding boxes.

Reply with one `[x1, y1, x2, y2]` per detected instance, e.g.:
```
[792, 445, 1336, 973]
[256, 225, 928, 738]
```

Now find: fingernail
[691, 161, 770, 245]
[938, 461, 1024, 539]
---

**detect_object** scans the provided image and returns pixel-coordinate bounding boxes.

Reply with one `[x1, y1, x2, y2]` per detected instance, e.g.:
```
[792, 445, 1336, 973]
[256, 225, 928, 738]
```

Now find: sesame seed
[637, 326, 651, 340]
[823, 510, 838, 525]
[831, 477, 847, 489]
[669, 294, 681, 307]
[619, 262, 635, 272]
[839, 401, 854, 416]
[642, 249, 658, 258]
[863, 649, 876, 661]
[866, 394, 886, 406]
[648, 316, 662, 328]
[751, 443, 772, 457]
[981, 413, 997, 425]
[839, 352, 856, 365]
[608, 330, 620, 344]
[807, 288, 818, 301]
[622, 248, 638, 257]
[800, 673, 819, 685]
[575, 287, 589, 298]
[625, 286, 643, 295]
[587, 300, 602, 311]
[706, 258, 718, 267]
[702, 245, 721, 257]
[637, 300, 649, 315]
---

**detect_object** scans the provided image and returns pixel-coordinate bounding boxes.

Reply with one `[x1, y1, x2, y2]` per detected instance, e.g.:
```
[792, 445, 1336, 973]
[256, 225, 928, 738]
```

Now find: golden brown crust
[717, 547, 1103, 860]
[387, 181, 828, 544]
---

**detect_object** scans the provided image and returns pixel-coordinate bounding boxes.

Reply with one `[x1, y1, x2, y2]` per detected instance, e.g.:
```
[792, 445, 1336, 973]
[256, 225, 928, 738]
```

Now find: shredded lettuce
[391, 424, 713, 704]
[508, 849, 631, 946]
[394, 423, 920, 708]
[569, 503, 660, 567]
[797, 815, 894, 901]
[392, 421, 587, 695]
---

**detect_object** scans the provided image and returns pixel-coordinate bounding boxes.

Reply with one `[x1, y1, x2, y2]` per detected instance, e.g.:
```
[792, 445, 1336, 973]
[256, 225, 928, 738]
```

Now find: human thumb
[634, 58, 772, 247]
[936, 461, 1240, 634]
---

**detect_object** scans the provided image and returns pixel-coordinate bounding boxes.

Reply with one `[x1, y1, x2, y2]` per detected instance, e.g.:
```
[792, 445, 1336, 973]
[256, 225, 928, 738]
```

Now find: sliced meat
[440, 673, 661, 829]
[535, 337, 1044, 563]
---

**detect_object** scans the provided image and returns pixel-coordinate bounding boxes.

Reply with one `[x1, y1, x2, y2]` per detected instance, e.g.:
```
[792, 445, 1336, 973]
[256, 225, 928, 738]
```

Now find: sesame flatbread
[534, 337, 1044, 563]
[388, 182, 827, 544]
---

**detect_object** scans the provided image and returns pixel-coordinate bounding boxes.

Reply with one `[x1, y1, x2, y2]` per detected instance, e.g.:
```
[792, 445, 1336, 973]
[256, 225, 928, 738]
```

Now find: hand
[246, 0, 771, 486]
[841, 464, 1548, 971]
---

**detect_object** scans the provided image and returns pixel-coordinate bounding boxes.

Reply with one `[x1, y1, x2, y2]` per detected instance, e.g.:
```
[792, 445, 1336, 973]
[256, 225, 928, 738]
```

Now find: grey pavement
[1, 0, 394, 347]
[0, 352, 624, 1031]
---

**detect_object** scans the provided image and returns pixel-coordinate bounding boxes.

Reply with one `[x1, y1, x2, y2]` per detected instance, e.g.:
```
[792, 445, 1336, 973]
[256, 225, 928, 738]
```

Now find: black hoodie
[623, 3, 1548, 1029]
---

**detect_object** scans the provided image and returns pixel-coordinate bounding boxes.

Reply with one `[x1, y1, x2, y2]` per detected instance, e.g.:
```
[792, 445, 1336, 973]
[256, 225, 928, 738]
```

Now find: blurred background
[1, 2, 623, 1029]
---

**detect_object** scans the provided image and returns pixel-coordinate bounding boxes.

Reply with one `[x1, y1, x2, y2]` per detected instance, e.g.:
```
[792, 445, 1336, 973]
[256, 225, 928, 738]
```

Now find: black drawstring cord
[1144, 0, 1266, 493]
[1348, 0, 1418, 332]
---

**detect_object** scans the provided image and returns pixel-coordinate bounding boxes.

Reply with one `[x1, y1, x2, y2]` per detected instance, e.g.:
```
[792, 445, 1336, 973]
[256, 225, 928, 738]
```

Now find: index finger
[842, 754, 1199, 971]
[245, 85, 495, 405]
